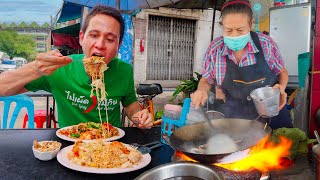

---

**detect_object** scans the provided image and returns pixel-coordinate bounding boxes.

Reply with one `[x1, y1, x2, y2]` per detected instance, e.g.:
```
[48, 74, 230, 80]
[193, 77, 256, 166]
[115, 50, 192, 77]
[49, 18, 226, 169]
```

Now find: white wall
[133, 8, 223, 86]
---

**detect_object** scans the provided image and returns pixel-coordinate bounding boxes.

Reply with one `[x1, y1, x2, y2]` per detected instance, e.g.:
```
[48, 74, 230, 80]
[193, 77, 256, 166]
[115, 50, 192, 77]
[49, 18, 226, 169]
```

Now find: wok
[164, 118, 271, 164]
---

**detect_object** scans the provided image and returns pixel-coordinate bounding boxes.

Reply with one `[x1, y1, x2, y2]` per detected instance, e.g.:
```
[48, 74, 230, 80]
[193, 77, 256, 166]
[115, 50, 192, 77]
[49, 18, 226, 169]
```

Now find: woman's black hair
[221, 0, 253, 22]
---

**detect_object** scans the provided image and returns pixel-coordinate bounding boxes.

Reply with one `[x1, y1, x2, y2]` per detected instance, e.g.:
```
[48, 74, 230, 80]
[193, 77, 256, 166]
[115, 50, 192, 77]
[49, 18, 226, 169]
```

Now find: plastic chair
[161, 98, 190, 144]
[23, 109, 57, 128]
[0, 94, 34, 129]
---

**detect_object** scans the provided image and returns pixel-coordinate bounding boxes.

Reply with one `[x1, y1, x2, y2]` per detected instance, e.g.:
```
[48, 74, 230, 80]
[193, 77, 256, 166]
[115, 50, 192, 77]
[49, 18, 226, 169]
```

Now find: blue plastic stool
[161, 98, 191, 144]
[0, 94, 35, 129]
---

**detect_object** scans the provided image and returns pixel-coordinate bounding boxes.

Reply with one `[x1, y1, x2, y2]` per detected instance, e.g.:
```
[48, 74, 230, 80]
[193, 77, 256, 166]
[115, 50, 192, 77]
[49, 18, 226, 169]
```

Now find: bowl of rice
[32, 140, 62, 161]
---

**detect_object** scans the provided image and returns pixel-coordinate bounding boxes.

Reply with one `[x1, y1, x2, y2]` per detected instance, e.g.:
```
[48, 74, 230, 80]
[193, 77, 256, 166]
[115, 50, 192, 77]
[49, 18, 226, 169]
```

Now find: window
[37, 44, 45, 48]
[36, 36, 45, 41]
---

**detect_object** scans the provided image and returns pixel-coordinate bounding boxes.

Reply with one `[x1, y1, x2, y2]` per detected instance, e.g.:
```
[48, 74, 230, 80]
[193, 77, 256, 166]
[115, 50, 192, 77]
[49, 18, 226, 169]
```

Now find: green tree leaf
[169, 72, 201, 103]
[0, 30, 37, 60]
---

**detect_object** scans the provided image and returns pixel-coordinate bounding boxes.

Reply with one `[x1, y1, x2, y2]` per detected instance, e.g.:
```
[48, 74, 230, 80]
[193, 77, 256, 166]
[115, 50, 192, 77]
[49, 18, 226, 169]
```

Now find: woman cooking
[191, 0, 292, 129]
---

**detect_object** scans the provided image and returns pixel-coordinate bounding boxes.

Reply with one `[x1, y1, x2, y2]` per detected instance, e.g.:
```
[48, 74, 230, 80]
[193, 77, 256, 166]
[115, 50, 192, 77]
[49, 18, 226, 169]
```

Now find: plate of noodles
[56, 122, 125, 142]
[57, 141, 151, 174]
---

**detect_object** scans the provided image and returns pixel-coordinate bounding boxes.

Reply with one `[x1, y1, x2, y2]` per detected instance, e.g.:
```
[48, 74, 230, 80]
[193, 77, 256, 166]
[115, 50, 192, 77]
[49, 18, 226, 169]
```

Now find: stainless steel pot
[164, 118, 271, 164]
[312, 144, 320, 179]
[134, 162, 224, 180]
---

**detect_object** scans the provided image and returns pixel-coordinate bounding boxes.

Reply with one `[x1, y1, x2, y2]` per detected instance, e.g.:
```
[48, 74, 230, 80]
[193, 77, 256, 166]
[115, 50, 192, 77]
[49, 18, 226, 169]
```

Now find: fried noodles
[68, 141, 142, 168]
[83, 56, 109, 138]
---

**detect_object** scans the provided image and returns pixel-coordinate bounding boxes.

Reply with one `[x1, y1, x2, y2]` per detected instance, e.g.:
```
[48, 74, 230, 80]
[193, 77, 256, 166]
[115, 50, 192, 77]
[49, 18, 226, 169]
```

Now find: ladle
[314, 130, 320, 144]
[199, 106, 216, 130]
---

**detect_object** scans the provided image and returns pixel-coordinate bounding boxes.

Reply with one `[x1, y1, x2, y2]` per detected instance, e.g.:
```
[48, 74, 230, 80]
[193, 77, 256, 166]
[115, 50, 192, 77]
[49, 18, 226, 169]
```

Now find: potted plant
[169, 72, 202, 104]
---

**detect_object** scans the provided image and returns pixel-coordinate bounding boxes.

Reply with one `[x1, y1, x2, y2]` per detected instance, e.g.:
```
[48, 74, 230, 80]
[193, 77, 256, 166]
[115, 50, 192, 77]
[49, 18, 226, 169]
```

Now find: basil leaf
[70, 133, 80, 138]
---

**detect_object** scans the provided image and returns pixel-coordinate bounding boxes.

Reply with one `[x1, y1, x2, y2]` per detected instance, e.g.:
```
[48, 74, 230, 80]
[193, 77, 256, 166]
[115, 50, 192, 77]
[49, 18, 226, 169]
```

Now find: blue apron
[220, 31, 292, 129]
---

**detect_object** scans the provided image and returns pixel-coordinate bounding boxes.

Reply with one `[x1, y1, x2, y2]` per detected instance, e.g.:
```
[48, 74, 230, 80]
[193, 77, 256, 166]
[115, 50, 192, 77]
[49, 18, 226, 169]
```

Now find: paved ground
[0, 90, 180, 129]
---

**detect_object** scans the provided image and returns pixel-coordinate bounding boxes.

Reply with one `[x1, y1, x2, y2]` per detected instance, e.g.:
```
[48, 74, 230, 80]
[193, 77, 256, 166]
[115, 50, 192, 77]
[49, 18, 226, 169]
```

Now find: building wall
[132, 8, 222, 87]
[14, 27, 50, 52]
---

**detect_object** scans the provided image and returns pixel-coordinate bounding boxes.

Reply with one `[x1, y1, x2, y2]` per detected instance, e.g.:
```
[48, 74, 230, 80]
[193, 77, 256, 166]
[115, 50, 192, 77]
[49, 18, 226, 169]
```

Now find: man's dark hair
[81, 5, 124, 43]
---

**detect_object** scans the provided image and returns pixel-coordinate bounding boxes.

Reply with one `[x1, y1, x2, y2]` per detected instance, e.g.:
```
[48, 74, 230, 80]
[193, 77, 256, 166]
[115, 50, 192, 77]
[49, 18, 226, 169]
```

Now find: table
[0, 127, 174, 180]
[24, 90, 56, 128]
[0, 127, 316, 180]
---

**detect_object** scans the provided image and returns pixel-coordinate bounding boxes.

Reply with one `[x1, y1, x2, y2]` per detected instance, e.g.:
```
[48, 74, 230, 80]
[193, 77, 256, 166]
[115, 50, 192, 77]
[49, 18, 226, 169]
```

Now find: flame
[214, 135, 292, 172]
[175, 151, 198, 162]
[175, 135, 292, 173]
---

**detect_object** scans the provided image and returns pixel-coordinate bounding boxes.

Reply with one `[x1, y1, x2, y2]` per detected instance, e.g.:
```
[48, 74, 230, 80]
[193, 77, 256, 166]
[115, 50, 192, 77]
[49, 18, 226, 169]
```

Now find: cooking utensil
[164, 118, 271, 164]
[134, 162, 224, 180]
[199, 106, 216, 130]
[314, 130, 320, 144]
[206, 110, 225, 120]
[250, 87, 280, 118]
[313, 144, 320, 179]
[74, 59, 102, 65]
[131, 141, 163, 154]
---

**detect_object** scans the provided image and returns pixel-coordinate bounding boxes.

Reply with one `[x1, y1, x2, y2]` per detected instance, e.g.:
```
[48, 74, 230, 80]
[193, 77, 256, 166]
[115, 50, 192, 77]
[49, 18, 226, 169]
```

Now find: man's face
[79, 14, 121, 64]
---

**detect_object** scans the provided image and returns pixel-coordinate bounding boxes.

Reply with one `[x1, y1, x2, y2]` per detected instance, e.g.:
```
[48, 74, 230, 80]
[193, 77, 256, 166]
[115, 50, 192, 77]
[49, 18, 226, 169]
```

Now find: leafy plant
[0, 30, 37, 60]
[154, 110, 164, 120]
[169, 72, 202, 103]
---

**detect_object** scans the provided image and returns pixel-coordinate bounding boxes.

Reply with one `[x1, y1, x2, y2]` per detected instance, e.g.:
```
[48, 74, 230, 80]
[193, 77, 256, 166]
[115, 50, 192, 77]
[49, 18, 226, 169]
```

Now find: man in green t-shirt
[0, 5, 153, 128]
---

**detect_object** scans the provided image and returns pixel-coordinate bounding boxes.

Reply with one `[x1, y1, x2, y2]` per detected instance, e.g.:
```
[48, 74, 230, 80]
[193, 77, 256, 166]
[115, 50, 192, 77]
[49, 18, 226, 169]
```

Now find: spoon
[314, 130, 320, 144]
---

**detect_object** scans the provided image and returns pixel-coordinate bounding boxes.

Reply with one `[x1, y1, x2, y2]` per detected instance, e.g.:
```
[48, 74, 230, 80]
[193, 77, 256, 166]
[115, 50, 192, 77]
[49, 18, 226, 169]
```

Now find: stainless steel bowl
[134, 162, 224, 180]
[313, 144, 320, 179]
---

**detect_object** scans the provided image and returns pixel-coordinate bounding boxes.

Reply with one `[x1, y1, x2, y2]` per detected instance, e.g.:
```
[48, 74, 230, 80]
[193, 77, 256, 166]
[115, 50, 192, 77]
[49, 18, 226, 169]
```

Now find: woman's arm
[273, 67, 289, 110]
[191, 77, 212, 108]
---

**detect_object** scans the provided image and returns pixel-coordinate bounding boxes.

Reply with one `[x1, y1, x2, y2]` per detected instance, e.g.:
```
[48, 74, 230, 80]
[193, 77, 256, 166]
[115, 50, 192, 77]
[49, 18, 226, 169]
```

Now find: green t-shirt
[25, 54, 137, 127]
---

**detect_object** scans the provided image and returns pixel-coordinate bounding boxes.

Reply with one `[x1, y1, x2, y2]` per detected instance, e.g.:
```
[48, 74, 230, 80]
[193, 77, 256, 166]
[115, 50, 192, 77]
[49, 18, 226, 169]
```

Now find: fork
[130, 141, 163, 154]
[131, 141, 160, 147]
[73, 59, 102, 65]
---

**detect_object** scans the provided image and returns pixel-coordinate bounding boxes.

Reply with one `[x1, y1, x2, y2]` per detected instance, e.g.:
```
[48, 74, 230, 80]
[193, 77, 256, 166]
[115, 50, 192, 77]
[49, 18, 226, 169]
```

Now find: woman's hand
[273, 84, 287, 110]
[34, 49, 72, 76]
[131, 109, 153, 129]
[191, 90, 208, 109]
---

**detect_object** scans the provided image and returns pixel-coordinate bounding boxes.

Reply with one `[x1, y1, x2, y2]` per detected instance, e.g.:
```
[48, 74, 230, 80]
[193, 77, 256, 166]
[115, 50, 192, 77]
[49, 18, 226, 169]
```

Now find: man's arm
[124, 101, 141, 120]
[0, 61, 40, 96]
[124, 101, 153, 129]
[0, 50, 72, 96]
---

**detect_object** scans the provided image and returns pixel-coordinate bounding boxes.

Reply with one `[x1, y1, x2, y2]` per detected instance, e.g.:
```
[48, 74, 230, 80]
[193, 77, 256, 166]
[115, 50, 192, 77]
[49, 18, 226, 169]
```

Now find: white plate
[57, 145, 152, 174]
[56, 126, 125, 142]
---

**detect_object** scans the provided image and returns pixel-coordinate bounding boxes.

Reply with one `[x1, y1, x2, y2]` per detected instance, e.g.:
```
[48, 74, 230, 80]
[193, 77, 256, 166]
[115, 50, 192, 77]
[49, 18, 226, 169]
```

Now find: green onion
[70, 133, 80, 138]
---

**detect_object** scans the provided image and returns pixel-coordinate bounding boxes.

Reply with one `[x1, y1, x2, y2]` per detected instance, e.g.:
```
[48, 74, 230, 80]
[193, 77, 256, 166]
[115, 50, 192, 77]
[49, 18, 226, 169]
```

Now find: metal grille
[147, 15, 196, 80]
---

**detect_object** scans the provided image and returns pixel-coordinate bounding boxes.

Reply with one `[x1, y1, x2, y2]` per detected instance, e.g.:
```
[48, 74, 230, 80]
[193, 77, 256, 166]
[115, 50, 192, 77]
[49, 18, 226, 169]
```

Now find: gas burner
[171, 152, 269, 180]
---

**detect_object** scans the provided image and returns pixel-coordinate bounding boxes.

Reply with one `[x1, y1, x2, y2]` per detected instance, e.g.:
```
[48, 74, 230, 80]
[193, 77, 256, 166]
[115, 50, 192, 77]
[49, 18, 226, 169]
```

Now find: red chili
[83, 96, 97, 113]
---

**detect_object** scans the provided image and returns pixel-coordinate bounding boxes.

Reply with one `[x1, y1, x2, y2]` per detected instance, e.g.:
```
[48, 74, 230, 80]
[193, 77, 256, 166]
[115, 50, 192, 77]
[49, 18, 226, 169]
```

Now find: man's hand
[273, 83, 287, 110]
[191, 90, 208, 109]
[131, 109, 153, 129]
[34, 49, 72, 76]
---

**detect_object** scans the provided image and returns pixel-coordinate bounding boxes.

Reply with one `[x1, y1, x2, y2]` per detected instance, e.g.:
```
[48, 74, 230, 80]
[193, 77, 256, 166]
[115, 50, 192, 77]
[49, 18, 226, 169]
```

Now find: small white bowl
[32, 141, 62, 161]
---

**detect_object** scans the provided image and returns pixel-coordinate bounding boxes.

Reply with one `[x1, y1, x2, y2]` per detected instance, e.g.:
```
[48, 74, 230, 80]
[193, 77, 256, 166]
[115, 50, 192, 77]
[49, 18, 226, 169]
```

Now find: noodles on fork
[83, 56, 109, 139]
